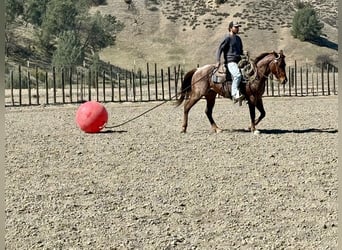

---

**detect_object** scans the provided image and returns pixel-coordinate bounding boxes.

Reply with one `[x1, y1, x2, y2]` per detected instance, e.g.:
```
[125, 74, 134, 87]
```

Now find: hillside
[92, 0, 338, 70]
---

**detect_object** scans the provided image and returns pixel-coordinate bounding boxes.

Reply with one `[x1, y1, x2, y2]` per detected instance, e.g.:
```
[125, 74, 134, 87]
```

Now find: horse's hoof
[253, 130, 260, 135]
[215, 128, 223, 133]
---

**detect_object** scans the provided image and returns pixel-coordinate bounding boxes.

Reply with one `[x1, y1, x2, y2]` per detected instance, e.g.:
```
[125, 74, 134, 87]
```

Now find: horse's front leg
[254, 98, 266, 127]
[205, 91, 222, 133]
[248, 102, 257, 134]
[248, 99, 265, 134]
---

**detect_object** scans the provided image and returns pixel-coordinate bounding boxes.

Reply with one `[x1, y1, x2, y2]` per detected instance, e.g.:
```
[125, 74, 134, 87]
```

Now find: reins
[104, 66, 217, 129]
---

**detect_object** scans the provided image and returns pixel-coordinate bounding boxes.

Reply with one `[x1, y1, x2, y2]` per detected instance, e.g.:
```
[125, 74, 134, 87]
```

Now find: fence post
[19, 65, 22, 106]
[294, 61, 297, 96]
[321, 64, 324, 95]
[36, 67, 39, 105]
[168, 67, 171, 100]
[96, 71, 99, 101]
[327, 64, 330, 95]
[88, 70, 91, 101]
[10, 70, 14, 105]
[139, 70, 142, 101]
[161, 68, 165, 100]
[61, 68, 65, 103]
[300, 67, 303, 96]
[118, 73, 121, 102]
[125, 70, 128, 101]
[28, 70, 31, 105]
[154, 63, 158, 100]
[69, 67, 73, 103]
[147, 63, 151, 101]
[305, 66, 308, 96]
[288, 66, 291, 96]
[131, 70, 135, 102]
[311, 67, 314, 96]
[102, 70, 106, 102]
[45, 71, 49, 104]
[110, 66, 114, 102]
[53, 67, 57, 103]
[333, 67, 336, 95]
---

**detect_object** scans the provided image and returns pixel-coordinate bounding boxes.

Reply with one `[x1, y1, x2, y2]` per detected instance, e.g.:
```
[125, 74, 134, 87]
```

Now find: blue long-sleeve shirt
[216, 34, 243, 64]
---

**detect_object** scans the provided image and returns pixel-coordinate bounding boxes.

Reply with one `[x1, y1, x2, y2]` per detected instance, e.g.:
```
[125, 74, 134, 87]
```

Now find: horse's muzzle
[280, 77, 287, 85]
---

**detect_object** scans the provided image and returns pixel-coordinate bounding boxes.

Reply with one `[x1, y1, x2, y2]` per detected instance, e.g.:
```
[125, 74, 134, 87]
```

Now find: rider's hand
[215, 62, 220, 68]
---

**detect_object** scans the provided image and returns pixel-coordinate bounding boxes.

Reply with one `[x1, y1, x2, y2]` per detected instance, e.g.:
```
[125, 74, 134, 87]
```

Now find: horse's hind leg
[205, 91, 222, 133]
[181, 95, 201, 133]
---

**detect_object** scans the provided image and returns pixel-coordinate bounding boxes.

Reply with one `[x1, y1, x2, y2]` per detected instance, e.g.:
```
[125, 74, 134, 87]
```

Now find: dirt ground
[5, 96, 338, 249]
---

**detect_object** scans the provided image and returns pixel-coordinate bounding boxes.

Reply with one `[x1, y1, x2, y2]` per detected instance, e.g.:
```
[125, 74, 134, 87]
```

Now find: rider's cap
[229, 21, 241, 28]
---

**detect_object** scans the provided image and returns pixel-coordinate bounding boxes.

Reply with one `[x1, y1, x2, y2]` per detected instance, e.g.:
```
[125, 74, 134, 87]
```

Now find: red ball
[76, 101, 108, 133]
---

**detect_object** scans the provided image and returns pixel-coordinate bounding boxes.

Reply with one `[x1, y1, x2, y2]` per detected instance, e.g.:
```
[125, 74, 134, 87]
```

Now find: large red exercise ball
[76, 101, 108, 133]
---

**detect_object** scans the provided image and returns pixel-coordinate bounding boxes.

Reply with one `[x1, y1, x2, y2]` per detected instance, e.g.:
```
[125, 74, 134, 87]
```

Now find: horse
[176, 50, 287, 134]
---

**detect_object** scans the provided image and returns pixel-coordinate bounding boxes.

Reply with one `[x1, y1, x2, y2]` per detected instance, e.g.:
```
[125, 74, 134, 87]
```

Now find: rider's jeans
[227, 62, 242, 97]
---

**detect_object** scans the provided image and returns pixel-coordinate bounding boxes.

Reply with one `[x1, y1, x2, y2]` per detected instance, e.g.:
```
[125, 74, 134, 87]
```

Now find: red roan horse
[176, 50, 287, 134]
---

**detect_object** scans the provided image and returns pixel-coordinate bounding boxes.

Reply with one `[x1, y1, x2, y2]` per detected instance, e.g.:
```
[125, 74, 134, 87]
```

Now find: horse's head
[269, 50, 287, 84]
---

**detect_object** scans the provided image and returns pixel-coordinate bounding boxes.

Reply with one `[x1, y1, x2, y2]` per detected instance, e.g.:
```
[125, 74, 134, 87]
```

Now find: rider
[216, 20, 244, 103]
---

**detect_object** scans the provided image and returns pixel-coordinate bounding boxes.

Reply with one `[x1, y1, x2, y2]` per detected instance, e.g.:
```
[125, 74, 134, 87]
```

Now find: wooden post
[102, 70, 106, 102]
[10, 71, 14, 105]
[125, 70, 128, 101]
[69, 67, 73, 103]
[321, 64, 324, 95]
[168, 67, 171, 100]
[294, 61, 297, 96]
[61, 68, 65, 103]
[333, 67, 336, 95]
[53, 67, 57, 103]
[88, 69, 91, 101]
[96, 71, 99, 101]
[139, 70, 142, 101]
[132, 70, 136, 102]
[154, 63, 158, 100]
[147, 63, 150, 101]
[288, 66, 291, 96]
[36, 67, 39, 105]
[27, 70, 31, 105]
[118, 73, 121, 102]
[45, 71, 49, 104]
[300, 67, 303, 96]
[110, 66, 114, 102]
[305, 66, 308, 96]
[19, 65, 22, 106]
[327, 64, 330, 95]
[161, 68, 165, 100]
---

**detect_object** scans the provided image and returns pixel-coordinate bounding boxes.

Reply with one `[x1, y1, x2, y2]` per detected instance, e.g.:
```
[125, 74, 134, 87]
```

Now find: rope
[104, 65, 217, 129]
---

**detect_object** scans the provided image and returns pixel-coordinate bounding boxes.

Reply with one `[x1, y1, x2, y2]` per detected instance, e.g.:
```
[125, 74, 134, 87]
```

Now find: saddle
[211, 64, 231, 84]
[211, 58, 254, 84]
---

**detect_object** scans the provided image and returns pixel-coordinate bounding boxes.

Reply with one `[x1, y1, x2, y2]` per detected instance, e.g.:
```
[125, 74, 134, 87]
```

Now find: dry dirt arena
[5, 96, 338, 249]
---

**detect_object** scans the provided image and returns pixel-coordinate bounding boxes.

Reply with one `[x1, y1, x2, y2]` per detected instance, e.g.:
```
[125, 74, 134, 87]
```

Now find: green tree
[291, 7, 323, 41]
[82, 11, 124, 54]
[23, 0, 50, 26]
[40, 0, 79, 47]
[5, 0, 24, 23]
[52, 30, 84, 68]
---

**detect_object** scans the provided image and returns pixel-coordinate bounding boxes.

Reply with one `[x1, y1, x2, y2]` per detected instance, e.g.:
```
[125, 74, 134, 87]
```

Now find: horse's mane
[253, 52, 272, 65]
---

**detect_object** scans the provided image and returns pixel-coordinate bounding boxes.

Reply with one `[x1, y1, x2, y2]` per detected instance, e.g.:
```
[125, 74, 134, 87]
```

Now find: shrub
[291, 7, 323, 41]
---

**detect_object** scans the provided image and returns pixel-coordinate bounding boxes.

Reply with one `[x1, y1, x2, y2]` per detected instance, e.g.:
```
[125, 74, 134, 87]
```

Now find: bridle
[255, 53, 283, 80]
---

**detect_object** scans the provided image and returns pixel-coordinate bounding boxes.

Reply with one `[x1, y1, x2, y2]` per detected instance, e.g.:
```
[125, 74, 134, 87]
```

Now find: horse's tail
[175, 68, 197, 107]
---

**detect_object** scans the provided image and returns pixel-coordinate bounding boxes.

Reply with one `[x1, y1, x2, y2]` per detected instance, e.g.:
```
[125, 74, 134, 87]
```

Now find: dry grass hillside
[93, 0, 338, 70]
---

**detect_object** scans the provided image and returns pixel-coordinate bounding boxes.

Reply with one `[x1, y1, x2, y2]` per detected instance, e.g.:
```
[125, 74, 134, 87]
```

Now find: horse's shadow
[229, 128, 338, 134]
